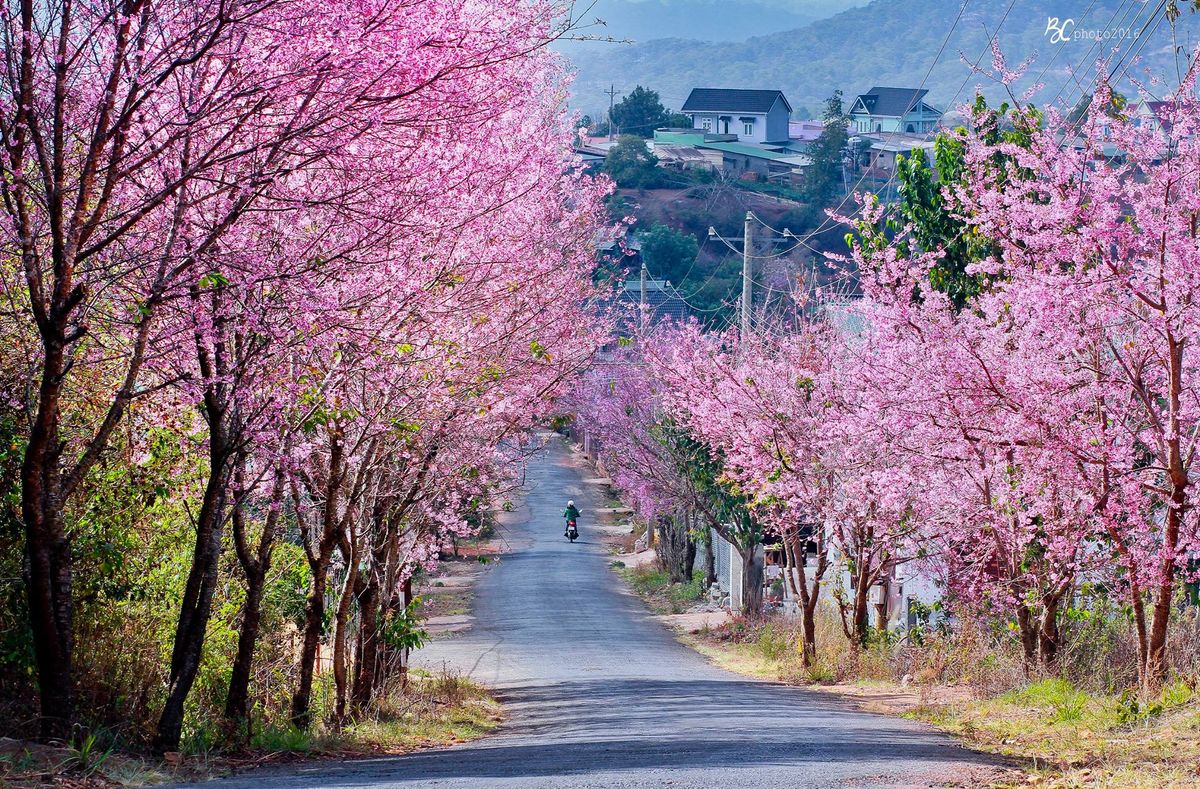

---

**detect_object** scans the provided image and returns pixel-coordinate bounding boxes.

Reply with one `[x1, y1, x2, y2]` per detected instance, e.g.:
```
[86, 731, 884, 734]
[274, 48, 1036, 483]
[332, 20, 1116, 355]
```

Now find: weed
[251, 725, 313, 753]
[757, 622, 790, 662]
[65, 731, 116, 777]
[1002, 678, 1091, 724]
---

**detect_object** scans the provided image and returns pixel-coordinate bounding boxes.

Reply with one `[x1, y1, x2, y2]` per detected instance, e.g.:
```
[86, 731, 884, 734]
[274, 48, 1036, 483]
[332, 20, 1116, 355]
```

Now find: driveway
[184, 433, 1003, 787]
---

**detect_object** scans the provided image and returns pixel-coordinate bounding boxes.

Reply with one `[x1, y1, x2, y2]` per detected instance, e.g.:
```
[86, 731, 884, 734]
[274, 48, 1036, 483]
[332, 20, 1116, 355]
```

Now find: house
[616, 277, 689, 326]
[1127, 100, 1174, 135]
[850, 87, 943, 134]
[681, 88, 792, 144]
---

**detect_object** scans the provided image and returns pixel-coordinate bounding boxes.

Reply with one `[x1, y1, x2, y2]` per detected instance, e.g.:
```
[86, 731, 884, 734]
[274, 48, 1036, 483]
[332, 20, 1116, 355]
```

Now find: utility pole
[605, 84, 619, 142]
[639, 260, 648, 324]
[741, 211, 754, 339]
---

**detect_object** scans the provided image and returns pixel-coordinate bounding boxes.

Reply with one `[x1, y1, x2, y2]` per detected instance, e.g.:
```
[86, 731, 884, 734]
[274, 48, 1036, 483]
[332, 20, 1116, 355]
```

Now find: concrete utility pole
[741, 211, 754, 339]
[605, 84, 619, 142]
[639, 260, 648, 323]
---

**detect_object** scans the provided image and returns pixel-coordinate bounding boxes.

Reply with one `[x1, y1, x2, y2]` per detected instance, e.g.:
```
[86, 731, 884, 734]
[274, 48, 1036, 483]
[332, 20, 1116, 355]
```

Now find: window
[743, 121, 754, 136]
[701, 117, 712, 131]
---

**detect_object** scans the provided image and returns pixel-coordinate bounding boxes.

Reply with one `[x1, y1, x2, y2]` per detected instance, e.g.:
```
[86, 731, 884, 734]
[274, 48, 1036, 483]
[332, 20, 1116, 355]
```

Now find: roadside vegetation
[610, 566, 1200, 787]
[0, 670, 500, 787]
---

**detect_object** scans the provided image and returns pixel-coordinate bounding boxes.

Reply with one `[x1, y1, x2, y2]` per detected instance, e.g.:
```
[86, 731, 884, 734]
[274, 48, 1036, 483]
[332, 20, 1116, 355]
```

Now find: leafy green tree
[801, 91, 850, 206]
[641, 223, 699, 284]
[602, 135, 664, 188]
[610, 86, 670, 138]
[863, 95, 1040, 310]
[665, 111, 691, 128]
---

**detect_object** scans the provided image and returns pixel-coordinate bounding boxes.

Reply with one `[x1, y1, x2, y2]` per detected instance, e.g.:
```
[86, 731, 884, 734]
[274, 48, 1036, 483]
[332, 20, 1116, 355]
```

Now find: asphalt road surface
[187, 434, 1003, 788]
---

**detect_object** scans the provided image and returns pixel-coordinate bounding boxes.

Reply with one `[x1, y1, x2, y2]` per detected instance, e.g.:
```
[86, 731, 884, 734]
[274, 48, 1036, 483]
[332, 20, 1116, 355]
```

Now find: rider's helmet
[567, 500, 575, 507]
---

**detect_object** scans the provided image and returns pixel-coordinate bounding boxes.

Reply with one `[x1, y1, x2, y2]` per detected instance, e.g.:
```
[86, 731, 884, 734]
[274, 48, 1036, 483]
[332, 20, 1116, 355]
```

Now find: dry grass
[679, 609, 1200, 788]
[0, 670, 501, 788]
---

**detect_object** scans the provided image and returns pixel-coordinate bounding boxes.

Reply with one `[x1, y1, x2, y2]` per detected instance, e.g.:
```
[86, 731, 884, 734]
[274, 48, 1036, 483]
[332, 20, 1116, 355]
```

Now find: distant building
[653, 130, 810, 184]
[681, 88, 792, 144]
[850, 87, 943, 134]
[616, 277, 689, 326]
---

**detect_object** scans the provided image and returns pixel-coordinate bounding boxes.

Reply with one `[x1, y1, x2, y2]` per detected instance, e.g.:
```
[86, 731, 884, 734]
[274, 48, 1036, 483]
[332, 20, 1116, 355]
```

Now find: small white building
[681, 88, 792, 144]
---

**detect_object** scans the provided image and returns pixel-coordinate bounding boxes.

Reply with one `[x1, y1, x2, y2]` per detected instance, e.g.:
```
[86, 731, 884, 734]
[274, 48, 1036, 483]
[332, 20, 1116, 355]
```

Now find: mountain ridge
[566, 0, 1200, 119]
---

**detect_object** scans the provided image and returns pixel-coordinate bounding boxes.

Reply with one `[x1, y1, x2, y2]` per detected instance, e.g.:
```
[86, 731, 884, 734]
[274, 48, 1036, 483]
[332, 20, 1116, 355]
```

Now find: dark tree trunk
[224, 465, 286, 736]
[851, 572, 870, 647]
[1037, 597, 1061, 667]
[332, 538, 358, 722]
[292, 548, 334, 729]
[154, 421, 233, 752]
[1145, 480, 1186, 688]
[291, 431, 345, 730]
[224, 567, 266, 735]
[21, 338, 76, 741]
[351, 574, 380, 712]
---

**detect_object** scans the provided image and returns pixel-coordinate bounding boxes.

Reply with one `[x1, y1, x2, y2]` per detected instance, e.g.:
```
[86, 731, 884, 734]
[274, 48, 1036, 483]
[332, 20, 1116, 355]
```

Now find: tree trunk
[154, 430, 232, 752]
[783, 532, 821, 667]
[332, 541, 358, 722]
[224, 565, 266, 737]
[224, 465, 285, 737]
[1037, 596, 1060, 667]
[654, 514, 695, 584]
[21, 339, 76, 741]
[851, 571, 870, 647]
[740, 545, 763, 617]
[352, 573, 380, 712]
[1145, 481, 1186, 689]
[292, 552, 334, 729]
[1016, 605, 1037, 668]
[291, 430, 346, 729]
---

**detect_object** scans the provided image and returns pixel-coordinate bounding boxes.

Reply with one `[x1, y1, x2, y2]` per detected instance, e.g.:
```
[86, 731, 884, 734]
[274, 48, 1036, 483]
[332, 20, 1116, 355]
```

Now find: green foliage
[251, 724, 314, 753]
[659, 423, 761, 552]
[602, 135, 666, 188]
[668, 574, 704, 605]
[66, 731, 117, 777]
[801, 91, 850, 206]
[858, 96, 1040, 311]
[1003, 679, 1090, 724]
[640, 223, 699, 284]
[609, 86, 669, 138]
[380, 597, 429, 652]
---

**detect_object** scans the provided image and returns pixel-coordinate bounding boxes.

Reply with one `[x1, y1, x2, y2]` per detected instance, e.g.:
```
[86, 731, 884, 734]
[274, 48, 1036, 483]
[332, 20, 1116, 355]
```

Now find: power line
[789, 0, 1014, 247]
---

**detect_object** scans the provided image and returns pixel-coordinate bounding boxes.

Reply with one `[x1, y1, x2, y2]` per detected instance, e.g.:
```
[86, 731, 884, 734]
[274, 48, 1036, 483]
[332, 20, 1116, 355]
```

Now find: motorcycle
[565, 520, 579, 542]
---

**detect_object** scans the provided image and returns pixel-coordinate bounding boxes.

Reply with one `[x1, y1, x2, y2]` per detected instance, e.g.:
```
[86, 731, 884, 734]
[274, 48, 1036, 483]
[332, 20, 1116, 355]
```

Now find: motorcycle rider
[563, 500, 580, 537]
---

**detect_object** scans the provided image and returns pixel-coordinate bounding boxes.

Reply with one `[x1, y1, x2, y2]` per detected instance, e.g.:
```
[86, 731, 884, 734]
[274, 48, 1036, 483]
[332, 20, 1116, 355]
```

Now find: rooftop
[682, 88, 792, 115]
[853, 87, 936, 118]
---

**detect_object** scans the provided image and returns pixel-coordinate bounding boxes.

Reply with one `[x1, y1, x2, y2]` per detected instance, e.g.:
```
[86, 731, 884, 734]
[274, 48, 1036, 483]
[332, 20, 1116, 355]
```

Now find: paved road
[192, 434, 1002, 788]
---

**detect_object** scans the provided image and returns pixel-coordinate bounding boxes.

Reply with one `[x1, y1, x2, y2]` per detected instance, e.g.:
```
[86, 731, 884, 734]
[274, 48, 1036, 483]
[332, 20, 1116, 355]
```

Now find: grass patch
[617, 564, 705, 614]
[907, 679, 1200, 786]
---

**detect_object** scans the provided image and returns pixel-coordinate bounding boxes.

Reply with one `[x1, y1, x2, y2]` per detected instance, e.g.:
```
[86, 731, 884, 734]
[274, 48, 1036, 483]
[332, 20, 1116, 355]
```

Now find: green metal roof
[697, 141, 793, 161]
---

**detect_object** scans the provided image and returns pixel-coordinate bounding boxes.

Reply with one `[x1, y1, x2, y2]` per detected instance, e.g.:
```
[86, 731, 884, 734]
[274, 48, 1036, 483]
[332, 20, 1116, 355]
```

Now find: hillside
[566, 0, 1200, 118]
[559, 0, 863, 46]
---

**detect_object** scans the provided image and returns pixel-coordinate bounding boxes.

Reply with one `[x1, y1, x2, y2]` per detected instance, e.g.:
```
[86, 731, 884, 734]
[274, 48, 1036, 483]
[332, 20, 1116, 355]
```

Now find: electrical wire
[787, 0, 1017, 248]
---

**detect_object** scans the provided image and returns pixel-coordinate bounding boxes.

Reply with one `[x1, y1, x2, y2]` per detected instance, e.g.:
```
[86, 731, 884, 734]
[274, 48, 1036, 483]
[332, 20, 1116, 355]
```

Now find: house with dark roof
[681, 88, 792, 144]
[617, 278, 689, 326]
[850, 87, 943, 134]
